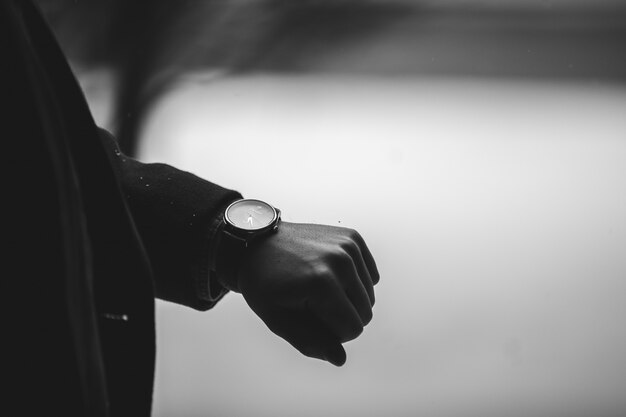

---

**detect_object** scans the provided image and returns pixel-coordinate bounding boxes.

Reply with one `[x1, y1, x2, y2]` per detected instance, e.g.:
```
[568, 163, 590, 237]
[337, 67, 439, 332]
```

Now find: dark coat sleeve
[98, 128, 242, 310]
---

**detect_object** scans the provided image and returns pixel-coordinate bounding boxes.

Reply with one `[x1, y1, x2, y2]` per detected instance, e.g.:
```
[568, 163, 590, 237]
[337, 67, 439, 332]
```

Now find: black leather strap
[214, 223, 247, 292]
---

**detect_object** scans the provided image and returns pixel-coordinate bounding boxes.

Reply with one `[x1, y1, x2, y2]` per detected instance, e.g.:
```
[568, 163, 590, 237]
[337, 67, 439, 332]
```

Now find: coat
[2, 1, 241, 415]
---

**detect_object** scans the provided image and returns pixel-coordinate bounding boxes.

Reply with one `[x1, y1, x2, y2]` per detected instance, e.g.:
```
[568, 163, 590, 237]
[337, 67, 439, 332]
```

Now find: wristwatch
[216, 198, 281, 291]
[223, 198, 281, 244]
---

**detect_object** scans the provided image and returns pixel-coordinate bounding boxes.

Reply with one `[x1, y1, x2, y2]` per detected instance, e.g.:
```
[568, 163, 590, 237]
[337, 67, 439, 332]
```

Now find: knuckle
[338, 234, 359, 254]
[323, 246, 351, 269]
[345, 228, 363, 244]
[305, 264, 335, 293]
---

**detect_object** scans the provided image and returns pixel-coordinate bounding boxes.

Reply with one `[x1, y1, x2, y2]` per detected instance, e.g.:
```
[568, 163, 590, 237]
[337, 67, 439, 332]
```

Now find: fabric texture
[2, 0, 241, 415]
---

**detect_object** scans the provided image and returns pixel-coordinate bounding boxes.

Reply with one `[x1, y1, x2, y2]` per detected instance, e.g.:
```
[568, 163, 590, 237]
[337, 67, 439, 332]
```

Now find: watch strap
[214, 221, 246, 292]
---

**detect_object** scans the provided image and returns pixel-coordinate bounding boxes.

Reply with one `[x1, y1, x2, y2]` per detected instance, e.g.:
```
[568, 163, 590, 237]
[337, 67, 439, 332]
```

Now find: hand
[235, 222, 380, 366]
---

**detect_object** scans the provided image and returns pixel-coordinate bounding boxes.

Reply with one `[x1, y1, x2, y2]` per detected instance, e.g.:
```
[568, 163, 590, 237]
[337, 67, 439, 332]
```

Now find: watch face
[225, 199, 277, 231]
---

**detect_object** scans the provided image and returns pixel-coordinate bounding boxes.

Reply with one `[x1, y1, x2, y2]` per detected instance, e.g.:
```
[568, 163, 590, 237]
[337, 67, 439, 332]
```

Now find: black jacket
[2, 1, 241, 415]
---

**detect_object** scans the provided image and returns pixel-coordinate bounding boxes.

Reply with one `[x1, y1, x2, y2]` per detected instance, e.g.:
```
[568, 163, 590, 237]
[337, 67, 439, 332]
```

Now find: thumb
[260, 310, 347, 366]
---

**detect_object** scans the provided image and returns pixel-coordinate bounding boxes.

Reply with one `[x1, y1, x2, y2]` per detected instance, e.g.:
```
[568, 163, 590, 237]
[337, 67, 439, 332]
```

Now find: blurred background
[40, 0, 626, 416]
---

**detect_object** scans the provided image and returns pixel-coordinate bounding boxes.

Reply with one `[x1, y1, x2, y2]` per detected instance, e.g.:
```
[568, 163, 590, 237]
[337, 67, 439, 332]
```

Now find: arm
[99, 129, 380, 366]
[98, 128, 242, 310]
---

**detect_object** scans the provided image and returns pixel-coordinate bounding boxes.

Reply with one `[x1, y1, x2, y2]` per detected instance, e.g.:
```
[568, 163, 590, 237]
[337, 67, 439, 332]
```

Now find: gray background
[75, 0, 626, 415]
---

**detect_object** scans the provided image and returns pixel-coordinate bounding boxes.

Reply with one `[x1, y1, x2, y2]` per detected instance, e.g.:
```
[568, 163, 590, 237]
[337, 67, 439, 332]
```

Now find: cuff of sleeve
[197, 200, 234, 303]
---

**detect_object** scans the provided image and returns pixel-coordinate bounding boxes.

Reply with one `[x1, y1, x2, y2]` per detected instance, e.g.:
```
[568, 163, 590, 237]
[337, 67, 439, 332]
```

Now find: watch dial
[226, 199, 276, 231]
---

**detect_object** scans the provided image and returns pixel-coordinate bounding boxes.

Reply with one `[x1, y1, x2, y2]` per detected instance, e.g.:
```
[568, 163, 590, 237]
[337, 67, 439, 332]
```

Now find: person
[2, 0, 379, 416]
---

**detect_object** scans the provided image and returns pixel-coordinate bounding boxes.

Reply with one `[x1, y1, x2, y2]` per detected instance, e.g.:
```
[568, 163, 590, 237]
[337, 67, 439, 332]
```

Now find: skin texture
[235, 222, 380, 366]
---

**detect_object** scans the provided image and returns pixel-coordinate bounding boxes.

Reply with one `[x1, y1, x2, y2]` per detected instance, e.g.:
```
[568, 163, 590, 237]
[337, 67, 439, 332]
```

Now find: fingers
[307, 273, 364, 343]
[309, 229, 378, 331]
[340, 236, 375, 307]
[350, 230, 380, 285]
[336, 250, 374, 324]
[344, 268, 374, 326]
